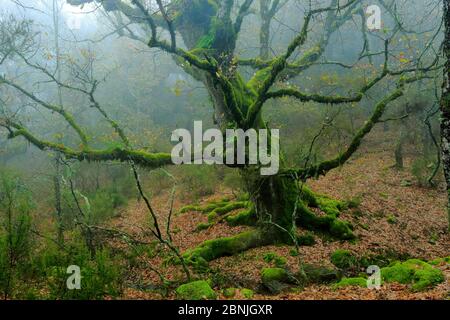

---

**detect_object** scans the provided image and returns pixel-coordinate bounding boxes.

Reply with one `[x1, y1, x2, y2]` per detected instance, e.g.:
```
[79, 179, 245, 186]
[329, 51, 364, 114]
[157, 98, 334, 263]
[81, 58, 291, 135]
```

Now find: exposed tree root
[179, 197, 232, 214]
[296, 200, 355, 240]
[180, 196, 257, 231]
[182, 229, 272, 270]
[206, 201, 250, 222]
[225, 205, 257, 226]
[296, 186, 355, 240]
[180, 187, 355, 271]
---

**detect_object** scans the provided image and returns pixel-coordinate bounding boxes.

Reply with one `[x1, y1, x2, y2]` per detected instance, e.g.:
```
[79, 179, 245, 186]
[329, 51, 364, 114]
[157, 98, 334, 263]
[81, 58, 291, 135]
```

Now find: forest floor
[108, 137, 450, 300]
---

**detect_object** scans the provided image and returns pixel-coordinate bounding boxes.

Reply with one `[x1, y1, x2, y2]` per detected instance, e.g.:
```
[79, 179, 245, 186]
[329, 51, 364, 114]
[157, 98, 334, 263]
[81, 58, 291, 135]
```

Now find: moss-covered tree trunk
[241, 168, 298, 243]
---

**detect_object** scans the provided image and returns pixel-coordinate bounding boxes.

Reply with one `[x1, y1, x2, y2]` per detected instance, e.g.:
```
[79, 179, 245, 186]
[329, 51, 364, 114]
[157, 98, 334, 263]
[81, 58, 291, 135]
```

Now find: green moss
[196, 33, 215, 49]
[241, 288, 254, 299]
[316, 196, 345, 217]
[331, 250, 358, 269]
[236, 193, 250, 201]
[247, 67, 272, 92]
[179, 198, 232, 214]
[183, 230, 265, 268]
[297, 199, 355, 240]
[176, 280, 217, 300]
[201, 201, 248, 223]
[207, 212, 218, 223]
[261, 267, 298, 294]
[413, 268, 444, 291]
[429, 256, 450, 266]
[329, 220, 354, 240]
[381, 260, 419, 283]
[223, 287, 236, 298]
[273, 257, 286, 268]
[195, 223, 212, 232]
[225, 207, 256, 226]
[261, 268, 289, 284]
[263, 253, 287, 268]
[263, 253, 276, 263]
[332, 277, 367, 289]
[194, 12, 235, 53]
[303, 264, 340, 284]
[179, 204, 202, 214]
[386, 214, 397, 224]
[381, 259, 444, 291]
[297, 45, 322, 65]
[297, 186, 315, 205]
[301, 186, 349, 217]
[297, 232, 316, 246]
[213, 201, 247, 215]
[230, 74, 257, 112]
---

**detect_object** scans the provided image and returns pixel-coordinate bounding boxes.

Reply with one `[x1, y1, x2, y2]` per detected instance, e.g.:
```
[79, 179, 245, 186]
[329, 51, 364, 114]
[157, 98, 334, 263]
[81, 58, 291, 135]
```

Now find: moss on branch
[7, 125, 173, 169]
[289, 87, 405, 180]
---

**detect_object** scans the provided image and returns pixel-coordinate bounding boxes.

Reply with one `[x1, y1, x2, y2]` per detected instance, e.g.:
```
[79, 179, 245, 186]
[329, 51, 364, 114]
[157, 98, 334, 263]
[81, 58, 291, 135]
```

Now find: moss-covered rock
[333, 277, 367, 289]
[176, 280, 217, 300]
[303, 264, 340, 284]
[381, 259, 444, 291]
[261, 268, 289, 284]
[331, 250, 358, 269]
[261, 268, 291, 294]
[241, 288, 254, 299]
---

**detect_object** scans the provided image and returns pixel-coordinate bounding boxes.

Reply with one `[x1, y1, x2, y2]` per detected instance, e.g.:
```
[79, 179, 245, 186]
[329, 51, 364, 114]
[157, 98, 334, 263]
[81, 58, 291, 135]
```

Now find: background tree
[441, 0, 450, 231]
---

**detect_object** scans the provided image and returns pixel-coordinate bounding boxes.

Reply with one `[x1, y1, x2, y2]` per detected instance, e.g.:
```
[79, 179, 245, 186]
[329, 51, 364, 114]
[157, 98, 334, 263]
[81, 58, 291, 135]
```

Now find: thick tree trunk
[441, 0, 450, 231]
[242, 169, 297, 243]
[394, 122, 408, 169]
[241, 167, 355, 243]
[260, 21, 271, 60]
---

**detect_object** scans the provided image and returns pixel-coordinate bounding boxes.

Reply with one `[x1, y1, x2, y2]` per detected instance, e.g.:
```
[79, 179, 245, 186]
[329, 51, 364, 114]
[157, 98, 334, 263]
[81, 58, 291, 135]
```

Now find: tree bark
[53, 153, 64, 245]
[441, 0, 450, 231]
[242, 168, 298, 243]
[395, 119, 408, 169]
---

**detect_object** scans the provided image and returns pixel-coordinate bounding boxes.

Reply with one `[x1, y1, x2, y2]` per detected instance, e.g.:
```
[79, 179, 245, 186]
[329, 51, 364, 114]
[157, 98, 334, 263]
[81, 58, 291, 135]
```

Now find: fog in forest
[0, 0, 448, 301]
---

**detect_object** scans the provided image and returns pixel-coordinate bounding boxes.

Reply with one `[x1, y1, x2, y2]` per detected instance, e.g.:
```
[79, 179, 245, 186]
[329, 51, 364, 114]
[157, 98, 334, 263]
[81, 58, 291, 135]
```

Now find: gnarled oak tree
[0, 0, 442, 269]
